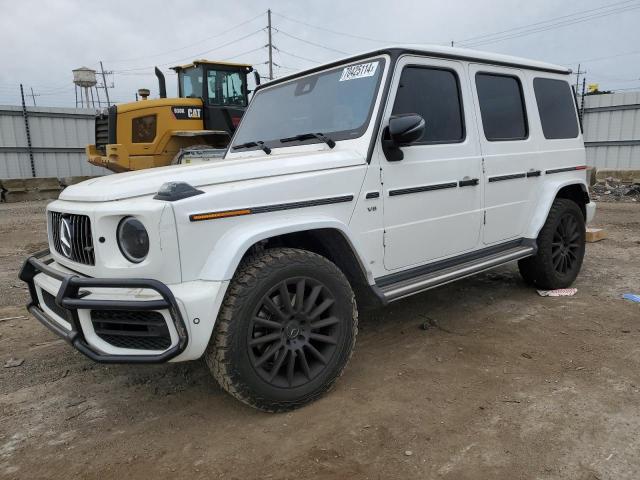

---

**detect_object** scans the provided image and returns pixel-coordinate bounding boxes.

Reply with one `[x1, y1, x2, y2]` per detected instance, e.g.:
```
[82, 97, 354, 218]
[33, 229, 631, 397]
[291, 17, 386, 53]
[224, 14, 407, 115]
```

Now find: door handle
[458, 178, 479, 187]
[526, 170, 542, 177]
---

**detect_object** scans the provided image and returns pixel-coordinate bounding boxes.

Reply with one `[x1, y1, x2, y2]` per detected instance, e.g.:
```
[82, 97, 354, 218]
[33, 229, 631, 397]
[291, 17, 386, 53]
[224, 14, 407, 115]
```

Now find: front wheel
[205, 248, 358, 412]
[518, 198, 586, 289]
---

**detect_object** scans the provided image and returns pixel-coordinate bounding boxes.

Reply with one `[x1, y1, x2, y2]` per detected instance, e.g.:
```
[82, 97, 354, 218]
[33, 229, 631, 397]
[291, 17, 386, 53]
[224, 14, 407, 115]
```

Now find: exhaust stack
[155, 67, 167, 98]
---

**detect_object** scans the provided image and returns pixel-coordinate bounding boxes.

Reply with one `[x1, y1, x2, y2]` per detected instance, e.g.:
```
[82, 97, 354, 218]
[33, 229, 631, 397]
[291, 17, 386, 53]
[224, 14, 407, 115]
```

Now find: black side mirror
[382, 113, 425, 161]
[253, 70, 261, 86]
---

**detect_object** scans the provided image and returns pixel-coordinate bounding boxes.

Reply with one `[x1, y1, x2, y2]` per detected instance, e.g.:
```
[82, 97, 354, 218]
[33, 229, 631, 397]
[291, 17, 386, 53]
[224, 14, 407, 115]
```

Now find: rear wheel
[205, 248, 357, 412]
[518, 198, 586, 289]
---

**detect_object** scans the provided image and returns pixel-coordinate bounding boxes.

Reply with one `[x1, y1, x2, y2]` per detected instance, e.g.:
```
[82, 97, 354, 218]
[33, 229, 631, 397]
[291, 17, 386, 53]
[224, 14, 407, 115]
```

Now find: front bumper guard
[19, 249, 188, 363]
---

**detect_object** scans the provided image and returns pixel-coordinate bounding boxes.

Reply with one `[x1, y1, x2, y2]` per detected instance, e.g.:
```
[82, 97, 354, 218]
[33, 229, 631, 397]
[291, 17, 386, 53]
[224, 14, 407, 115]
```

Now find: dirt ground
[1, 200, 639, 480]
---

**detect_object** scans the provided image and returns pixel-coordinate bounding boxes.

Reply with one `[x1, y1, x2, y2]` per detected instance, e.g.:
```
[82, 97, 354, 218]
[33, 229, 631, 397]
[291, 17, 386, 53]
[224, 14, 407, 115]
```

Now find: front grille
[94, 114, 109, 153]
[49, 211, 95, 265]
[42, 290, 68, 319]
[91, 310, 171, 351]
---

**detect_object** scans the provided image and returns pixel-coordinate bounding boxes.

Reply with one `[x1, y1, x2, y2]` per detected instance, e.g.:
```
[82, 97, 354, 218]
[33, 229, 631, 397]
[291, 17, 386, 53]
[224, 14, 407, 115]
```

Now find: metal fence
[2, 92, 639, 179]
[582, 91, 640, 171]
[0, 105, 110, 179]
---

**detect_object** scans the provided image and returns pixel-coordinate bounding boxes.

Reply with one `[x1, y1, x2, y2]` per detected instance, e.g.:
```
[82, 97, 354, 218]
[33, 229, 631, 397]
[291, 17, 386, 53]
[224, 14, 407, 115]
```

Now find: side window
[475, 73, 528, 141]
[533, 78, 579, 139]
[207, 70, 246, 107]
[392, 67, 464, 144]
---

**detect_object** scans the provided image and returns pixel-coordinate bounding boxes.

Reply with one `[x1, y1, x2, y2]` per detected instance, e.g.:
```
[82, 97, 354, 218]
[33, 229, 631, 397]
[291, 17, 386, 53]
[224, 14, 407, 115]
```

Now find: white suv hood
[60, 149, 365, 202]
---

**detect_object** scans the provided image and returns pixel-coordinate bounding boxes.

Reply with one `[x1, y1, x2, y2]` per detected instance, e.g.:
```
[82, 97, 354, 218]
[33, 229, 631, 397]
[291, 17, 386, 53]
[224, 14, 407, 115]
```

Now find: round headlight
[117, 217, 149, 263]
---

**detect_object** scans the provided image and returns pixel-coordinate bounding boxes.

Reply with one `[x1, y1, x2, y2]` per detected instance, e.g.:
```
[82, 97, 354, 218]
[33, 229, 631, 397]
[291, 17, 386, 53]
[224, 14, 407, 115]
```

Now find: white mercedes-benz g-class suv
[21, 45, 595, 411]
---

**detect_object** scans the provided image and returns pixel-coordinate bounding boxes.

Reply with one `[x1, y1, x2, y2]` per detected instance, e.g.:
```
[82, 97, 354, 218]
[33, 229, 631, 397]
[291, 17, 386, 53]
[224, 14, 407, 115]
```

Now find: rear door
[381, 56, 484, 270]
[469, 65, 538, 244]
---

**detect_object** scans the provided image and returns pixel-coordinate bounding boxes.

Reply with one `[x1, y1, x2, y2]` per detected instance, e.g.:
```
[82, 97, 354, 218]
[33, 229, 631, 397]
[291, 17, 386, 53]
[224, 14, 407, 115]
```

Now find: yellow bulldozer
[87, 60, 259, 172]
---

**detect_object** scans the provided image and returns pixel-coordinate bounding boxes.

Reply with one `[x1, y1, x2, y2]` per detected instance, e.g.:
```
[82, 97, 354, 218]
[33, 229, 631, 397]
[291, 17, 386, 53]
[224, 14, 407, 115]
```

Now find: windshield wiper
[232, 141, 271, 154]
[280, 132, 336, 149]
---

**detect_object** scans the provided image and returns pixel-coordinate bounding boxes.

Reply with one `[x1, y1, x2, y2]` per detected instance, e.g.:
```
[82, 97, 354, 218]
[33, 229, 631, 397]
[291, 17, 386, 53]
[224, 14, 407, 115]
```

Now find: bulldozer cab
[172, 60, 254, 135]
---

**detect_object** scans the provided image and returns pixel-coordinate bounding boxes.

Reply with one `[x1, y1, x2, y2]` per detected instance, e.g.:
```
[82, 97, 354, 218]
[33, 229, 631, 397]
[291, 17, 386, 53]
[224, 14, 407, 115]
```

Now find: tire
[205, 247, 358, 412]
[518, 198, 586, 290]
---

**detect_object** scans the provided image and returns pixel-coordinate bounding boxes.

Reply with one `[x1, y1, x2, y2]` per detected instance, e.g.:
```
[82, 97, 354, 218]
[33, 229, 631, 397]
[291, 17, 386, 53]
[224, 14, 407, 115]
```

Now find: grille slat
[85, 217, 91, 265]
[91, 310, 171, 351]
[49, 211, 95, 265]
[79, 216, 87, 265]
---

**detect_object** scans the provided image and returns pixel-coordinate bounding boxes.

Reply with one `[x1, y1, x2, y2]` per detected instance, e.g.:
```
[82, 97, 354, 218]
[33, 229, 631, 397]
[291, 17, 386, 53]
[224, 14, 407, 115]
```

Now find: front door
[381, 56, 484, 271]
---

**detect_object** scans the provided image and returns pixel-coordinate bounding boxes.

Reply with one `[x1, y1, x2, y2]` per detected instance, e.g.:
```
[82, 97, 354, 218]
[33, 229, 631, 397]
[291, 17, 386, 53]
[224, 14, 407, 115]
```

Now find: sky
[0, 0, 639, 108]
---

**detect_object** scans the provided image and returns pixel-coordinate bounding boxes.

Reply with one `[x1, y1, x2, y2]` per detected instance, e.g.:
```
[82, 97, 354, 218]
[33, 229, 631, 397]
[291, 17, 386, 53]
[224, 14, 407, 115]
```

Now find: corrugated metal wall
[582, 92, 640, 170]
[0, 105, 110, 179]
[2, 92, 639, 177]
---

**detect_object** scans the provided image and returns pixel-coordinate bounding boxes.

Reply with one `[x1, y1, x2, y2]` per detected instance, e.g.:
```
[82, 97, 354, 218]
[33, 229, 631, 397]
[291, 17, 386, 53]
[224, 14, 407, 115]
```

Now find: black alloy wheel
[551, 212, 581, 275]
[518, 198, 586, 289]
[248, 277, 341, 388]
[206, 248, 357, 412]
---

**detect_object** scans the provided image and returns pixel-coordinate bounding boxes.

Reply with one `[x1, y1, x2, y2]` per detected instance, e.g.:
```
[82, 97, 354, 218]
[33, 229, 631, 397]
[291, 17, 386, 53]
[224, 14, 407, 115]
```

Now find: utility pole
[580, 77, 587, 123]
[267, 9, 273, 80]
[29, 87, 37, 106]
[19, 84, 36, 178]
[574, 63, 586, 94]
[99, 61, 111, 107]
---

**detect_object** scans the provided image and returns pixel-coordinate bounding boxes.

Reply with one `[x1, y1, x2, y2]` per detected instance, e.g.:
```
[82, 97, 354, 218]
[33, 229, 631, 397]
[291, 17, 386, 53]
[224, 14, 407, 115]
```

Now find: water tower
[72, 67, 100, 108]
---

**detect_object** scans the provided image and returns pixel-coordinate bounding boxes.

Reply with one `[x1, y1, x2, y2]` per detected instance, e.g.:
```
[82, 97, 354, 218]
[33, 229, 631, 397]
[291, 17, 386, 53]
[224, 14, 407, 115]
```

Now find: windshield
[179, 68, 203, 98]
[230, 57, 385, 151]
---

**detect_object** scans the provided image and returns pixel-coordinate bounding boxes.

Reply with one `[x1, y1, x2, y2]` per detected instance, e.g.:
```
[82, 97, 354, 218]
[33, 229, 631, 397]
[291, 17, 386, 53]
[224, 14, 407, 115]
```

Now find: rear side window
[533, 78, 579, 139]
[476, 73, 528, 141]
[392, 67, 464, 143]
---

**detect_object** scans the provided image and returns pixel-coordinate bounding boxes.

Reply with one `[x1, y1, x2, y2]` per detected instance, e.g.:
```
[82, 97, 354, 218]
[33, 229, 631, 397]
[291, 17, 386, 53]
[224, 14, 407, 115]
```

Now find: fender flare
[524, 178, 589, 239]
[197, 215, 374, 283]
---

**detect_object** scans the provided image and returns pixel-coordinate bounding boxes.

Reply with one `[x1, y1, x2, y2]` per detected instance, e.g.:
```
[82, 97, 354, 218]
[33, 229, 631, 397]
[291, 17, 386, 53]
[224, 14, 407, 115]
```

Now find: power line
[275, 29, 350, 55]
[456, 0, 638, 45]
[561, 49, 640, 65]
[461, 4, 640, 47]
[277, 48, 323, 64]
[272, 11, 407, 44]
[104, 11, 266, 64]
[223, 46, 266, 61]
[458, 2, 640, 47]
[113, 28, 266, 73]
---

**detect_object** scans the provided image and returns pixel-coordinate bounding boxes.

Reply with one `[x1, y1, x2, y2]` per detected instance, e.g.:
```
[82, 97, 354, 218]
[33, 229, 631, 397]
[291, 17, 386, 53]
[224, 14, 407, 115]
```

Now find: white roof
[264, 44, 570, 86]
[384, 44, 570, 73]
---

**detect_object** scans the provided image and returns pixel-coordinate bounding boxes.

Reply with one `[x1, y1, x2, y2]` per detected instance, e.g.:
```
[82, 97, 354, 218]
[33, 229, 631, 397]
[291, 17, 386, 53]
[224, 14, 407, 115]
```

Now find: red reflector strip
[575, 165, 587, 170]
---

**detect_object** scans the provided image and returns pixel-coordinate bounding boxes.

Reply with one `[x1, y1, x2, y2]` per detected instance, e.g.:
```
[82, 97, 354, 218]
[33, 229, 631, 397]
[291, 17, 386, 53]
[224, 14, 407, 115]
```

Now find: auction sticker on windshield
[340, 62, 379, 81]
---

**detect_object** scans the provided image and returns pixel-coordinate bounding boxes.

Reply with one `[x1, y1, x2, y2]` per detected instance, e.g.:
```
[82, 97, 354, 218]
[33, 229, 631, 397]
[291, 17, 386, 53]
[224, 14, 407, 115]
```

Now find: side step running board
[380, 246, 535, 302]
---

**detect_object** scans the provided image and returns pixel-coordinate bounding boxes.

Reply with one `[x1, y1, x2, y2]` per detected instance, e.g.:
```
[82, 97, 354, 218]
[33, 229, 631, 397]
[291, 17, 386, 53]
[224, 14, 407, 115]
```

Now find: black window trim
[391, 64, 467, 146]
[475, 71, 530, 142]
[533, 76, 581, 140]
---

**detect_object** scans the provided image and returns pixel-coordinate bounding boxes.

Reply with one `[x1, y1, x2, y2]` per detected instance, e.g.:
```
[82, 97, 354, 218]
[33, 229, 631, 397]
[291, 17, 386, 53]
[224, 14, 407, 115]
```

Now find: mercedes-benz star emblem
[59, 217, 72, 258]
